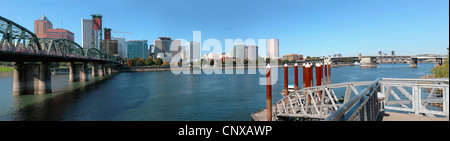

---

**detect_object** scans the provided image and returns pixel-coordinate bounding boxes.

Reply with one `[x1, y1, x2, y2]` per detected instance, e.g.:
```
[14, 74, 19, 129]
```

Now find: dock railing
[272, 78, 449, 121]
[325, 78, 381, 121]
[380, 78, 449, 117]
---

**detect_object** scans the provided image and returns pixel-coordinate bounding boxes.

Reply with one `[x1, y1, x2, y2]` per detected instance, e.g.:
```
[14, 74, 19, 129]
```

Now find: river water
[0, 63, 434, 121]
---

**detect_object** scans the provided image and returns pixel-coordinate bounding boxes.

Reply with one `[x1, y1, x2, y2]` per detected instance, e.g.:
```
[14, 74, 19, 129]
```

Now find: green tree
[431, 47, 449, 78]
[155, 58, 163, 65]
[306, 56, 311, 59]
[145, 58, 154, 66]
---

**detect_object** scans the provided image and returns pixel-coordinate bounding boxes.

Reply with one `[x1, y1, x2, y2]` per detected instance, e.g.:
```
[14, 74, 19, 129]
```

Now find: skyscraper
[127, 40, 148, 59]
[34, 15, 74, 41]
[34, 15, 52, 37]
[267, 39, 279, 59]
[186, 41, 201, 63]
[112, 37, 127, 58]
[153, 37, 182, 60]
[82, 19, 93, 48]
[231, 43, 246, 62]
[247, 45, 259, 61]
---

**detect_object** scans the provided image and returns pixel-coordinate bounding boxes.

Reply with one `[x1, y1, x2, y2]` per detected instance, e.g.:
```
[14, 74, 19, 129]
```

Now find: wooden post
[324, 63, 328, 85]
[315, 63, 321, 86]
[316, 63, 322, 98]
[309, 63, 313, 87]
[294, 63, 298, 91]
[266, 64, 272, 121]
[302, 63, 306, 89]
[305, 63, 311, 105]
[328, 62, 331, 84]
[284, 64, 288, 98]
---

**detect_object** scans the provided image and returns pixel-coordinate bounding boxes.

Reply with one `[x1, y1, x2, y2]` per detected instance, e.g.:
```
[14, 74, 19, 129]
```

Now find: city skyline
[0, 0, 448, 57]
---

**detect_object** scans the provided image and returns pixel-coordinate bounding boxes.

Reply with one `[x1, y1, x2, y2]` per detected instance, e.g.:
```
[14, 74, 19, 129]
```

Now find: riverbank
[122, 65, 287, 72]
[0, 67, 13, 77]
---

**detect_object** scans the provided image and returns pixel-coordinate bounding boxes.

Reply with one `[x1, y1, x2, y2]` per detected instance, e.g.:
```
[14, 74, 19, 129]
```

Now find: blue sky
[1, 0, 448, 57]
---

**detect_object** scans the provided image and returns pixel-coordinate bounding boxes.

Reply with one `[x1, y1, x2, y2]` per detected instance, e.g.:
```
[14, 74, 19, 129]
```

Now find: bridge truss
[0, 16, 121, 63]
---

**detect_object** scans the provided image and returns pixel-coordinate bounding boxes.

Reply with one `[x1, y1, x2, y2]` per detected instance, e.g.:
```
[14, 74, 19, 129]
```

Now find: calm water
[0, 63, 435, 121]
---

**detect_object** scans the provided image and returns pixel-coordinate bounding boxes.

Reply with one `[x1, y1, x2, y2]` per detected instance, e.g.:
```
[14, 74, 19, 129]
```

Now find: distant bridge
[299, 55, 447, 68]
[0, 16, 122, 95]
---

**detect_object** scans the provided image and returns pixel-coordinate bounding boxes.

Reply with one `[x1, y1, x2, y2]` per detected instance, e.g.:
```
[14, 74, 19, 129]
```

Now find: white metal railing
[274, 78, 449, 121]
[380, 78, 449, 117]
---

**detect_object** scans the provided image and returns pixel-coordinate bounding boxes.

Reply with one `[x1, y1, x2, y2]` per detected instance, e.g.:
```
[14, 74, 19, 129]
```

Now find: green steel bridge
[0, 16, 121, 63]
[0, 16, 122, 95]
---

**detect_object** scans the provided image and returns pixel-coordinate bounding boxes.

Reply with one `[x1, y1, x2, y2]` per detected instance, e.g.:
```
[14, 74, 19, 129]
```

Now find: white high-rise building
[267, 39, 279, 59]
[186, 41, 201, 63]
[112, 37, 127, 58]
[82, 19, 93, 48]
[247, 45, 259, 61]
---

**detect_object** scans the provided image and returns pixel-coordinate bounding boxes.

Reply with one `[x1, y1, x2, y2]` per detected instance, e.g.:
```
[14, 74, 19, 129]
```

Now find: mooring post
[315, 63, 322, 98]
[266, 64, 272, 121]
[302, 63, 306, 89]
[309, 63, 314, 87]
[328, 62, 331, 84]
[305, 63, 311, 105]
[284, 63, 289, 98]
[294, 63, 299, 91]
[324, 63, 328, 85]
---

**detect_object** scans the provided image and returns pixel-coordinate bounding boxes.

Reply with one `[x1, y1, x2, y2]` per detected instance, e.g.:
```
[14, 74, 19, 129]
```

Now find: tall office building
[232, 43, 246, 63]
[186, 41, 201, 63]
[34, 15, 74, 41]
[267, 39, 279, 59]
[247, 45, 259, 61]
[82, 19, 93, 48]
[34, 15, 52, 37]
[127, 40, 148, 59]
[153, 37, 182, 60]
[112, 37, 127, 58]
[102, 39, 118, 56]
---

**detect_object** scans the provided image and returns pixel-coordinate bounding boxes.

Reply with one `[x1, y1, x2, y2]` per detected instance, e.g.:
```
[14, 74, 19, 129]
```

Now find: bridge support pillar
[98, 64, 104, 77]
[103, 66, 109, 75]
[69, 62, 89, 82]
[108, 66, 112, 74]
[360, 57, 377, 68]
[38, 62, 52, 94]
[434, 58, 442, 67]
[330, 60, 338, 68]
[410, 58, 417, 68]
[12, 62, 52, 95]
[92, 63, 99, 77]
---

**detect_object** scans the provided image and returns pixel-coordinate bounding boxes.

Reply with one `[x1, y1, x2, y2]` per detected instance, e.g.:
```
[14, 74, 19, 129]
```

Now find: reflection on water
[0, 63, 436, 121]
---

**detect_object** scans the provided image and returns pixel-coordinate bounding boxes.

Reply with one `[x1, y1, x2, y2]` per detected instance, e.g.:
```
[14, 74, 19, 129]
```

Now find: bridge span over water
[0, 16, 122, 95]
[299, 55, 447, 68]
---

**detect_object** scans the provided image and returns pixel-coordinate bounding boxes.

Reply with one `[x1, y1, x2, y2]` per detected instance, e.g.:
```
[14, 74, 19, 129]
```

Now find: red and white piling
[327, 62, 331, 84]
[304, 63, 311, 104]
[266, 64, 272, 121]
[294, 63, 299, 91]
[324, 62, 328, 85]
